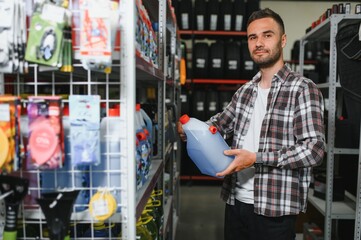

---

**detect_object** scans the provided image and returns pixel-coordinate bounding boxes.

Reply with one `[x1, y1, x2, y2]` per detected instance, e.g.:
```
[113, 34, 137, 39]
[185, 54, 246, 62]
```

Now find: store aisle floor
[175, 184, 224, 240]
[175, 183, 304, 240]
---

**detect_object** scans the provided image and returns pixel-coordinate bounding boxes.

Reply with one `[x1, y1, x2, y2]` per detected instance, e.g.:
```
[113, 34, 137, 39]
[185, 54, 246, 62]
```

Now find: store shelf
[300, 14, 361, 240]
[136, 160, 164, 219]
[187, 79, 249, 84]
[179, 30, 247, 37]
[308, 189, 356, 219]
[301, 14, 361, 42]
[136, 51, 164, 81]
[317, 81, 341, 89]
[163, 195, 174, 235]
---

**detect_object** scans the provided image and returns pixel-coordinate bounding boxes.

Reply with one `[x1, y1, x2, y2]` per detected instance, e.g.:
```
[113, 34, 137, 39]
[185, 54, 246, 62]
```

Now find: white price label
[92, 199, 109, 216]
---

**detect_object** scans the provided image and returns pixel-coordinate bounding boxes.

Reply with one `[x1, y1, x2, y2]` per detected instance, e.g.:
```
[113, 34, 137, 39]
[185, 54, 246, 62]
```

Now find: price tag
[92, 198, 109, 216]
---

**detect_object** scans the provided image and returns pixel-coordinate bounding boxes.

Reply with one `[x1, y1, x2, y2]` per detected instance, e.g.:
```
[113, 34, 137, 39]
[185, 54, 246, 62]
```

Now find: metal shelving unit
[299, 14, 361, 240]
[0, 0, 180, 239]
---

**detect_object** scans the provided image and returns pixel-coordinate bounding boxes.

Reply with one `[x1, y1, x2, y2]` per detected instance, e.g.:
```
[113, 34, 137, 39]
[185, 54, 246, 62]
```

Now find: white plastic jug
[93, 108, 121, 209]
[179, 114, 234, 178]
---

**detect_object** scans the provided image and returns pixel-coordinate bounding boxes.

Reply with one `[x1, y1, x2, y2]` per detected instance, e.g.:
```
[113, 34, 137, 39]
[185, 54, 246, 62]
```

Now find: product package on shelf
[136, 104, 153, 184]
[0, 96, 22, 173]
[0, 0, 28, 73]
[136, 0, 159, 68]
[79, 0, 119, 73]
[25, 1, 69, 68]
[69, 95, 100, 166]
[27, 96, 64, 169]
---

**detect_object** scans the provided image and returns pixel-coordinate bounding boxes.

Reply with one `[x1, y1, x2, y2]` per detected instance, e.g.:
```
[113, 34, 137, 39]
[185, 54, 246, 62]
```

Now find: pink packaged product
[27, 96, 64, 169]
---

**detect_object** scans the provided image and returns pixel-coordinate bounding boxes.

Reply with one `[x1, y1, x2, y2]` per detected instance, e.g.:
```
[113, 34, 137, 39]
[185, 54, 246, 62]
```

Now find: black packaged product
[225, 41, 241, 79]
[240, 39, 258, 80]
[179, 0, 192, 30]
[194, 0, 207, 31]
[245, 0, 260, 24]
[233, 0, 246, 31]
[209, 41, 225, 79]
[207, 0, 220, 31]
[192, 42, 209, 78]
[219, 0, 233, 31]
[191, 90, 207, 121]
[336, 22, 361, 145]
[206, 90, 219, 119]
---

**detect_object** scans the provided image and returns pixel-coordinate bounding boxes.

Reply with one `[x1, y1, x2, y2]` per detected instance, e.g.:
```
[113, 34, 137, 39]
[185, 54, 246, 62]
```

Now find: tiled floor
[175, 184, 303, 240]
[175, 184, 224, 240]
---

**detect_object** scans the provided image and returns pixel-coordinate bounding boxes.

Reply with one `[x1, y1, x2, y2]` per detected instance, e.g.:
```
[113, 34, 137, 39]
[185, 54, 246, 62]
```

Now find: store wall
[260, 1, 358, 60]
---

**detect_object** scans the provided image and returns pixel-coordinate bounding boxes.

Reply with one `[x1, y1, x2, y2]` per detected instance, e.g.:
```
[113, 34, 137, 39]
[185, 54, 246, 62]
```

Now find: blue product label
[69, 95, 100, 166]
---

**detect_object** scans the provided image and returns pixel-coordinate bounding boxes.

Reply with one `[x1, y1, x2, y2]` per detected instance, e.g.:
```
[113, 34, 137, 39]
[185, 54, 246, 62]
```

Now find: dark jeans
[224, 200, 297, 240]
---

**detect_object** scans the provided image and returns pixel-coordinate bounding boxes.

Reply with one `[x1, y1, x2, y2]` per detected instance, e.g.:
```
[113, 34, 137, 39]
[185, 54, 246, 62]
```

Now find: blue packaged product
[179, 114, 234, 178]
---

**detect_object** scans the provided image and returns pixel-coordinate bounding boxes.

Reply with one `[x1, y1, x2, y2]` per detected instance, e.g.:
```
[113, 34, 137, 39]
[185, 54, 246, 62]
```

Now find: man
[177, 8, 325, 240]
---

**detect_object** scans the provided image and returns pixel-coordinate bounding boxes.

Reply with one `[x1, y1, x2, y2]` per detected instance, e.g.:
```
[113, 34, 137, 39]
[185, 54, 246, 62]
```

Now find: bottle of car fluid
[179, 114, 234, 178]
[92, 108, 121, 210]
[135, 104, 151, 184]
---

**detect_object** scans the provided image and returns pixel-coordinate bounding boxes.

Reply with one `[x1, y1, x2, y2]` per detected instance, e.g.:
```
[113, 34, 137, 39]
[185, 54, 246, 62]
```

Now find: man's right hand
[176, 121, 187, 142]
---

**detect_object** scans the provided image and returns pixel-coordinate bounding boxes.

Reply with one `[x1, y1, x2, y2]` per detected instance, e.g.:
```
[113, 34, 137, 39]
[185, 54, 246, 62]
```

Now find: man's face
[247, 17, 286, 68]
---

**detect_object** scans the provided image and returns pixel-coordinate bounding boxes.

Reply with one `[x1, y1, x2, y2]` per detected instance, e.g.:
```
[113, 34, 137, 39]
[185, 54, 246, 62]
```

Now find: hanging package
[79, 0, 119, 73]
[0, 0, 27, 73]
[0, 96, 22, 173]
[69, 95, 101, 166]
[27, 96, 64, 169]
[25, 2, 68, 67]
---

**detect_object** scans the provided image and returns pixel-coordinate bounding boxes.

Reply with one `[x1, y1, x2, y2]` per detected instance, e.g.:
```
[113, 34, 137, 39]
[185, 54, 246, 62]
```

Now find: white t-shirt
[235, 84, 270, 204]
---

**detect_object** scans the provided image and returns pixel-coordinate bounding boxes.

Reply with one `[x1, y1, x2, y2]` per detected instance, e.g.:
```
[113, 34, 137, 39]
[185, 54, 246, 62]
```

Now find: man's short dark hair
[247, 8, 285, 34]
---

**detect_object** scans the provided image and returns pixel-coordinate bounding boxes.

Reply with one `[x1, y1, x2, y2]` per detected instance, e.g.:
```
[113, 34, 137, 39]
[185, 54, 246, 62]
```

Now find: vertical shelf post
[119, 1, 136, 239]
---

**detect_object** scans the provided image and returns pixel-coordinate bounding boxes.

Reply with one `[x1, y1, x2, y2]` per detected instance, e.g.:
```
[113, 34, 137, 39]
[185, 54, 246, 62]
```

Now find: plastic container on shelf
[92, 107, 121, 208]
[179, 114, 234, 178]
[136, 104, 151, 184]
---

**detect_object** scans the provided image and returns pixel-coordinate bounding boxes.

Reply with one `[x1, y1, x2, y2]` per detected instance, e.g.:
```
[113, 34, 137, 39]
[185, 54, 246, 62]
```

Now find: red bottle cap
[209, 126, 217, 134]
[179, 114, 190, 124]
[136, 103, 141, 111]
[63, 105, 69, 116]
[136, 132, 147, 141]
[108, 108, 120, 117]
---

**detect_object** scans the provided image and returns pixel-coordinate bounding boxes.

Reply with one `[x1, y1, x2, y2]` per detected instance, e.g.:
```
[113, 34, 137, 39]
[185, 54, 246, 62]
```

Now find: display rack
[299, 14, 361, 240]
[0, 0, 180, 239]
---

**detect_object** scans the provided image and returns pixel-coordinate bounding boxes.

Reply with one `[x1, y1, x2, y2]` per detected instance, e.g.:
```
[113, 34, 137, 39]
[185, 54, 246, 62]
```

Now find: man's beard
[251, 46, 282, 69]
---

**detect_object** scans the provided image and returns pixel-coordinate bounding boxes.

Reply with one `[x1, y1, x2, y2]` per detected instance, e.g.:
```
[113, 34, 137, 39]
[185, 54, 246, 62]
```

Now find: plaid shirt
[209, 64, 325, 217]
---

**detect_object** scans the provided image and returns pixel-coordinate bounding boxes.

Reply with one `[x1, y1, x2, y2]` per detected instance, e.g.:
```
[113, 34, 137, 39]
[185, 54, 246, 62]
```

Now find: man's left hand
[216, 149, 256, 177]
